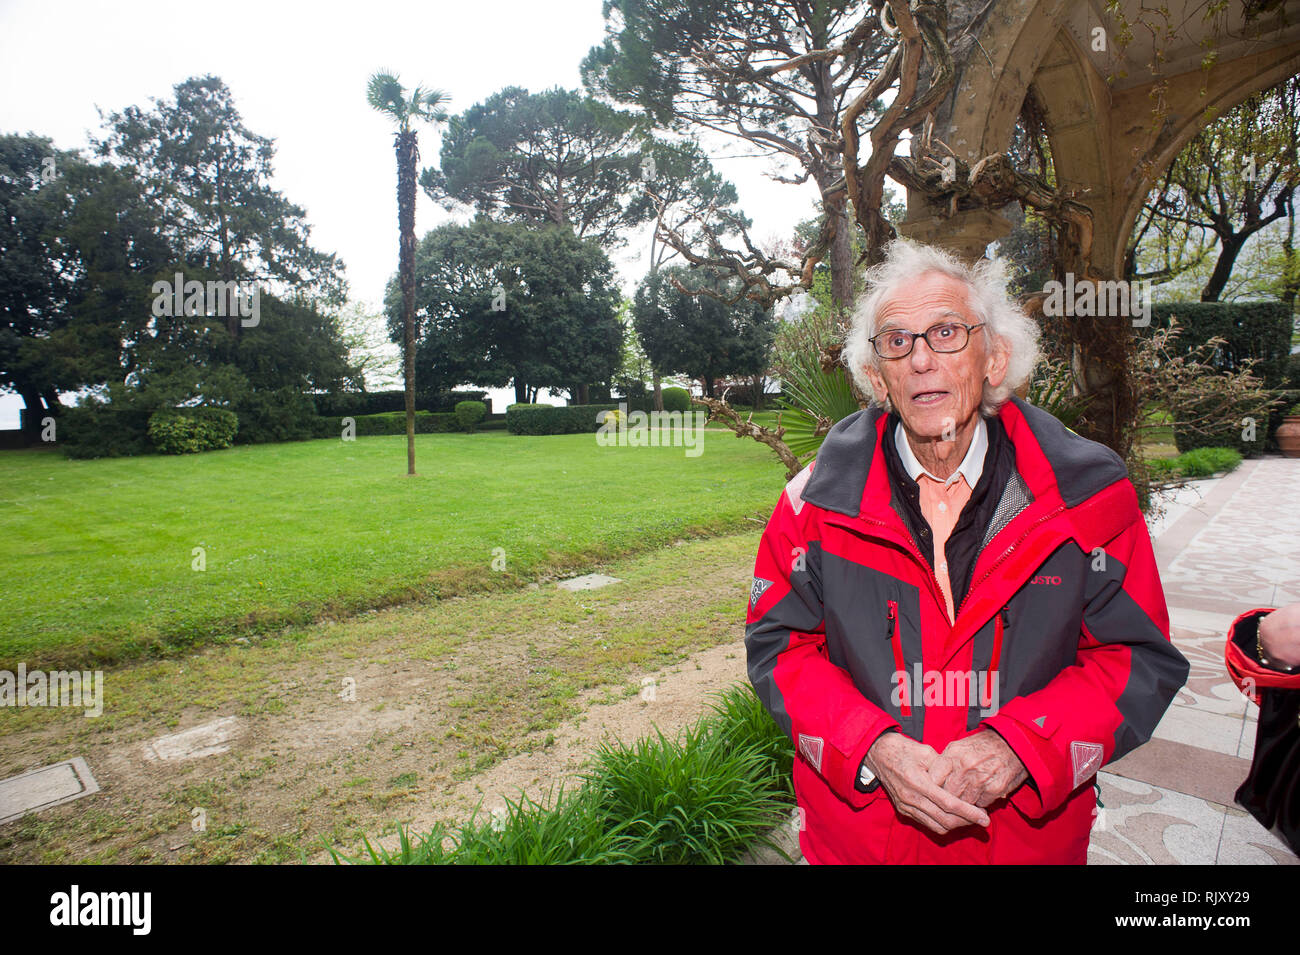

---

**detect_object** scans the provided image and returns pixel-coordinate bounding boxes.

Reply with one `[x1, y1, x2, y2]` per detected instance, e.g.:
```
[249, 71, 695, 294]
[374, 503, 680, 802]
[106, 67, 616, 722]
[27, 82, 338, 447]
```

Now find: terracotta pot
[1277, 415, 1300, 458]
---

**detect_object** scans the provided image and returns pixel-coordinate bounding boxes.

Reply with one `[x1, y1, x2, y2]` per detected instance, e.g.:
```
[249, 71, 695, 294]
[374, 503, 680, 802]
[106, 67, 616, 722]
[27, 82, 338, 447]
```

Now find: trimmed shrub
[506, 403, 620, 435]
[147, 407, 240, 454]
[58, 404, 153, 459]
[661, 387, 691, 414]
[454, 400, 487, 433]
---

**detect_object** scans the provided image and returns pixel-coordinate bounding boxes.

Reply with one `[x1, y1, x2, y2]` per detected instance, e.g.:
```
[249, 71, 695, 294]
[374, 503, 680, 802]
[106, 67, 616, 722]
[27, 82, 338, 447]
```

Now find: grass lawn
[0, 429, 785, 670]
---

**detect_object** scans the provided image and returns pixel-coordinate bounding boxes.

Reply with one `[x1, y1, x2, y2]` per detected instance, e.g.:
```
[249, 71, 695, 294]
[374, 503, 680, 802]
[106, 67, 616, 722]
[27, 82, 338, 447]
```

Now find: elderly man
[745, 238, 1189, 864]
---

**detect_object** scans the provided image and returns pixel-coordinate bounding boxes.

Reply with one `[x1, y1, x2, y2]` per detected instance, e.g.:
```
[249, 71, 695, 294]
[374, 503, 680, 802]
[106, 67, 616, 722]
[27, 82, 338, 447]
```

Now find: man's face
[863, 271, 1008, 442]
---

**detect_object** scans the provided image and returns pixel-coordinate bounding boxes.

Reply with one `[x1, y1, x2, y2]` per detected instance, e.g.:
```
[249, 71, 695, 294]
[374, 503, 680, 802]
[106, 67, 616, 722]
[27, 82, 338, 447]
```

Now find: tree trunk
[652, 371, 662, 412]
[397, 129, 419, 475]
[514, 380, 528, 405]
[1070, 317, 1136, 461]
[19, 386, 44, 444]
[578, 383, 590, 405]
[1282, 195, 1298, 314]
[828, 203, 855, 309]
[1200, 233, 1247, 302]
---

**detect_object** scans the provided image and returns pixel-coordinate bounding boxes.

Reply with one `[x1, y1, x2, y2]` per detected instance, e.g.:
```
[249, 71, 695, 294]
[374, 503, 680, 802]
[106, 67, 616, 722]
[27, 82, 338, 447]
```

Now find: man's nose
[908, 333, 938, 371]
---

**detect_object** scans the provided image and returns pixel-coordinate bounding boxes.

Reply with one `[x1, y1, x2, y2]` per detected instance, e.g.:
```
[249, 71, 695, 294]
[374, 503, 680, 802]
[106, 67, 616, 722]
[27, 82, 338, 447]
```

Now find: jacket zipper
[858, 516, 950, 624]
[886, 599, 910, 716]
[982, 608, 1008, 709]
[953, 504, 1066, 621]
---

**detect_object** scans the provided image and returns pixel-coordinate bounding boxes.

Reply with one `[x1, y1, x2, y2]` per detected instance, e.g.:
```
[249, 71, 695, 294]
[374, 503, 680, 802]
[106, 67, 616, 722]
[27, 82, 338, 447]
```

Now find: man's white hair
[840, 238, 1041, 417]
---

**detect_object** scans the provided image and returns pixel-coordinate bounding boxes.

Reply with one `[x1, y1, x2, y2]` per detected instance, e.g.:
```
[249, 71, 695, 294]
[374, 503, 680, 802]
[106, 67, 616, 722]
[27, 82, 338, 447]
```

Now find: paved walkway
[1090, 456, 1299, 865]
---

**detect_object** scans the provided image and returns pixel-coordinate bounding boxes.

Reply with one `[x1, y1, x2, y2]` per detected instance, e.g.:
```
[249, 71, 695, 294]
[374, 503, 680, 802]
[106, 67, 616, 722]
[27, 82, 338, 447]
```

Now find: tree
[633, 137, 750, 271]
[422, 86, 652, 248]
[583, 0, 893, 309]
[0, 135, 173, 441]
[1135, 75, 1300, 303]
[367, 70, 449, 476]
[389, 218, 623, 406]
[632, 265, 775, 398]
[95, 75, 347, 320]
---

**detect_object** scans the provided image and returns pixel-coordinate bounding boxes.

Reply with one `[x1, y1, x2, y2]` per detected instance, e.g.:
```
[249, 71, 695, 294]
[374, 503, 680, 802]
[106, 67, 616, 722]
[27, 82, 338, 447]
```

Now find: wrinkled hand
[1260, 602, 1300, 669]
[930, 731, 1028, 809]
[866, 732, 990, 835]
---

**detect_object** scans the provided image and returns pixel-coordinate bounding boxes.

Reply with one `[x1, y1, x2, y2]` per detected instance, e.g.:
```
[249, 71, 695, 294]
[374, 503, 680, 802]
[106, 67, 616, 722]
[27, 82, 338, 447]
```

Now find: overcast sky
[0, 0, 830, 423]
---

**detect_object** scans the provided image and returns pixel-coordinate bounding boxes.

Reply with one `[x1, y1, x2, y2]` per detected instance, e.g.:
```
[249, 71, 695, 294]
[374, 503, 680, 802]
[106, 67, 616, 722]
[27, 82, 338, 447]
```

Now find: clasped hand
[865, 730, 1028, 836]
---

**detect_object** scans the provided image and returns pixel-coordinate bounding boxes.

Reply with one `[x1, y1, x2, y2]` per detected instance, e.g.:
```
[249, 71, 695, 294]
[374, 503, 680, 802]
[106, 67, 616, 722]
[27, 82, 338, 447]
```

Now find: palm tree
[367, 71, 449, 476]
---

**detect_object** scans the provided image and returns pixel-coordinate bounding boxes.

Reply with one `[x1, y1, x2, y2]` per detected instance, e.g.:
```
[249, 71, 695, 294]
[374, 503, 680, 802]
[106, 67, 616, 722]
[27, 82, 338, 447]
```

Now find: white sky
[0, 0, 826, 424]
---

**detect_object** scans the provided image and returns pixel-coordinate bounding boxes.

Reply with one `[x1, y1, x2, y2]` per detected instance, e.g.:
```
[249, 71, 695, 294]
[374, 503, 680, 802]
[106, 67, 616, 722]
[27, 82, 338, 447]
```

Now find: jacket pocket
[886, 599, 910, 717]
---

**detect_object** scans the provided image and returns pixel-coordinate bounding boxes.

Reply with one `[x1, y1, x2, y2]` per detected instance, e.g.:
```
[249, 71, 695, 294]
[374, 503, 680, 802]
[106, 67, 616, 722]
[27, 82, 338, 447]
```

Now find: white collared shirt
[894, 416, 988, 489]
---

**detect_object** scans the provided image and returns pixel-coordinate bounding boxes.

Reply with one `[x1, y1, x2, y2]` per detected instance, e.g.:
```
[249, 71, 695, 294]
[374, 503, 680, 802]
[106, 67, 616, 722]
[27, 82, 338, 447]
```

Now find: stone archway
[895, 0, 1300, 455]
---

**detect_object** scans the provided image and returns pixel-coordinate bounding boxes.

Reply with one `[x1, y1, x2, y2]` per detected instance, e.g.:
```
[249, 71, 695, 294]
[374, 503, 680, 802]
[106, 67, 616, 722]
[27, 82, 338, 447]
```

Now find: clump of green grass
[1148, 446, 1242, 480]
[330, 683, 797, 865]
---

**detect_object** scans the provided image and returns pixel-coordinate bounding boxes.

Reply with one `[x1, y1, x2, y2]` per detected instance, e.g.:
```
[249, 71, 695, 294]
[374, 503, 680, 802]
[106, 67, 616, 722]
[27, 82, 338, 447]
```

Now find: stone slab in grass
[0, 756, 100, 825]
[556, 574, 623, 591]
[142, 715, 241, 762]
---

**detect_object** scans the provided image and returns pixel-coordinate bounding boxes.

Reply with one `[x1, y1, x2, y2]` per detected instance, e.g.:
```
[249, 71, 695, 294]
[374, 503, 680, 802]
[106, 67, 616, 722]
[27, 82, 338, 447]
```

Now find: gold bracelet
[1258, 631, 1299, 673]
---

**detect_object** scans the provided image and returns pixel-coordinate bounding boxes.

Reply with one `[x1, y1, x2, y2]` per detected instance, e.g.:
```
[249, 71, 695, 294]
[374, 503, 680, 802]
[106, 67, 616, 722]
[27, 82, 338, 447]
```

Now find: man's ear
[864, 362, 890, 405]
[984, 336, 1010, 390]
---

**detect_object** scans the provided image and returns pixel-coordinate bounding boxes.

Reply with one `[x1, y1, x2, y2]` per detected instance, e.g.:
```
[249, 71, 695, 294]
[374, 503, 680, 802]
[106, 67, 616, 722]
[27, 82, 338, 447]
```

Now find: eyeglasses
[869, 321, 986, 360]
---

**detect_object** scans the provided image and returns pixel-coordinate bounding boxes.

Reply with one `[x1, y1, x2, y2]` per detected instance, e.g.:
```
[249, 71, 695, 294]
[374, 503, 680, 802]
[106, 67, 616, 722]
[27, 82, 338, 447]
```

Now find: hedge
[506, 403, 620, 435]
[1146, 301, 1292, 387]
[608, 388, 694, 414]
[57, 404, 153, 459]
[312, 411, 462, 438]
[1145, 301, 1292, 455]
[312, 389, 490, 418]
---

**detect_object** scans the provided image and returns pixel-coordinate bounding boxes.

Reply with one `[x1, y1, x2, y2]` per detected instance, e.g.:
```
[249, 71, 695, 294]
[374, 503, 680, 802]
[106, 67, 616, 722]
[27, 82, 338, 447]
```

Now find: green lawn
[1, 430, 784, 670]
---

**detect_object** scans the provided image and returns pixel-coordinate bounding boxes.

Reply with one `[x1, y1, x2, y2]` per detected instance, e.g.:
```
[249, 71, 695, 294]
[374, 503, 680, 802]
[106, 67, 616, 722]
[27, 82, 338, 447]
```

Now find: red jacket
[745, 398, 1189, 864]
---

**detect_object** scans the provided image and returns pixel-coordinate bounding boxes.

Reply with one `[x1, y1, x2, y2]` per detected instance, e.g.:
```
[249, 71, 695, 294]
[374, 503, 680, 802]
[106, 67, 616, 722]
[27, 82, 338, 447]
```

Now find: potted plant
[1277, 401, 1300, 458]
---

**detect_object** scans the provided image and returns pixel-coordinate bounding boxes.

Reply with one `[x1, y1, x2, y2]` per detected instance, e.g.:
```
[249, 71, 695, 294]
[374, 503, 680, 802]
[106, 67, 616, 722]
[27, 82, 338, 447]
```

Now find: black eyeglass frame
[869, 321, 987, 360]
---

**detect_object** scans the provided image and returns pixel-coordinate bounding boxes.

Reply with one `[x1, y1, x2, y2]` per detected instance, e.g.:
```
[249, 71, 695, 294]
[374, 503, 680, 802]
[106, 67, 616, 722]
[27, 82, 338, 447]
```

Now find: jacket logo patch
[1030, 575, 1063, 586]
[797, 733, 824, 772]
[1070, 740, 1104, 788]
[750, 577, 774, 608]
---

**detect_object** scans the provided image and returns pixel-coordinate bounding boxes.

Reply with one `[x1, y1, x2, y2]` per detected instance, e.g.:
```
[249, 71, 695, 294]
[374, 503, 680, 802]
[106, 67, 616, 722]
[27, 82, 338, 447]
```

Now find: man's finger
[928, 754, 955, 787]
[924, 780, 990, 828]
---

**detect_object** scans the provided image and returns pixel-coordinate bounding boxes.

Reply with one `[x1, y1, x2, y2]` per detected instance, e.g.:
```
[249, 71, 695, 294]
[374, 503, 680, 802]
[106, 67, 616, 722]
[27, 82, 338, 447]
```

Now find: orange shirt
[894, 418, 988, 622]
[916, 472, 973, 622]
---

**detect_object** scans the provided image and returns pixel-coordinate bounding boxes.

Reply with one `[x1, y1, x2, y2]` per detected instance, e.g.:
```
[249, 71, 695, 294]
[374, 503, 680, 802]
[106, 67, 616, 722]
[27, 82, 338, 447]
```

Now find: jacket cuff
[840, 717, 901, 809]
[1225, 608, 1300, 700]
[980, 708, 1065, 818]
